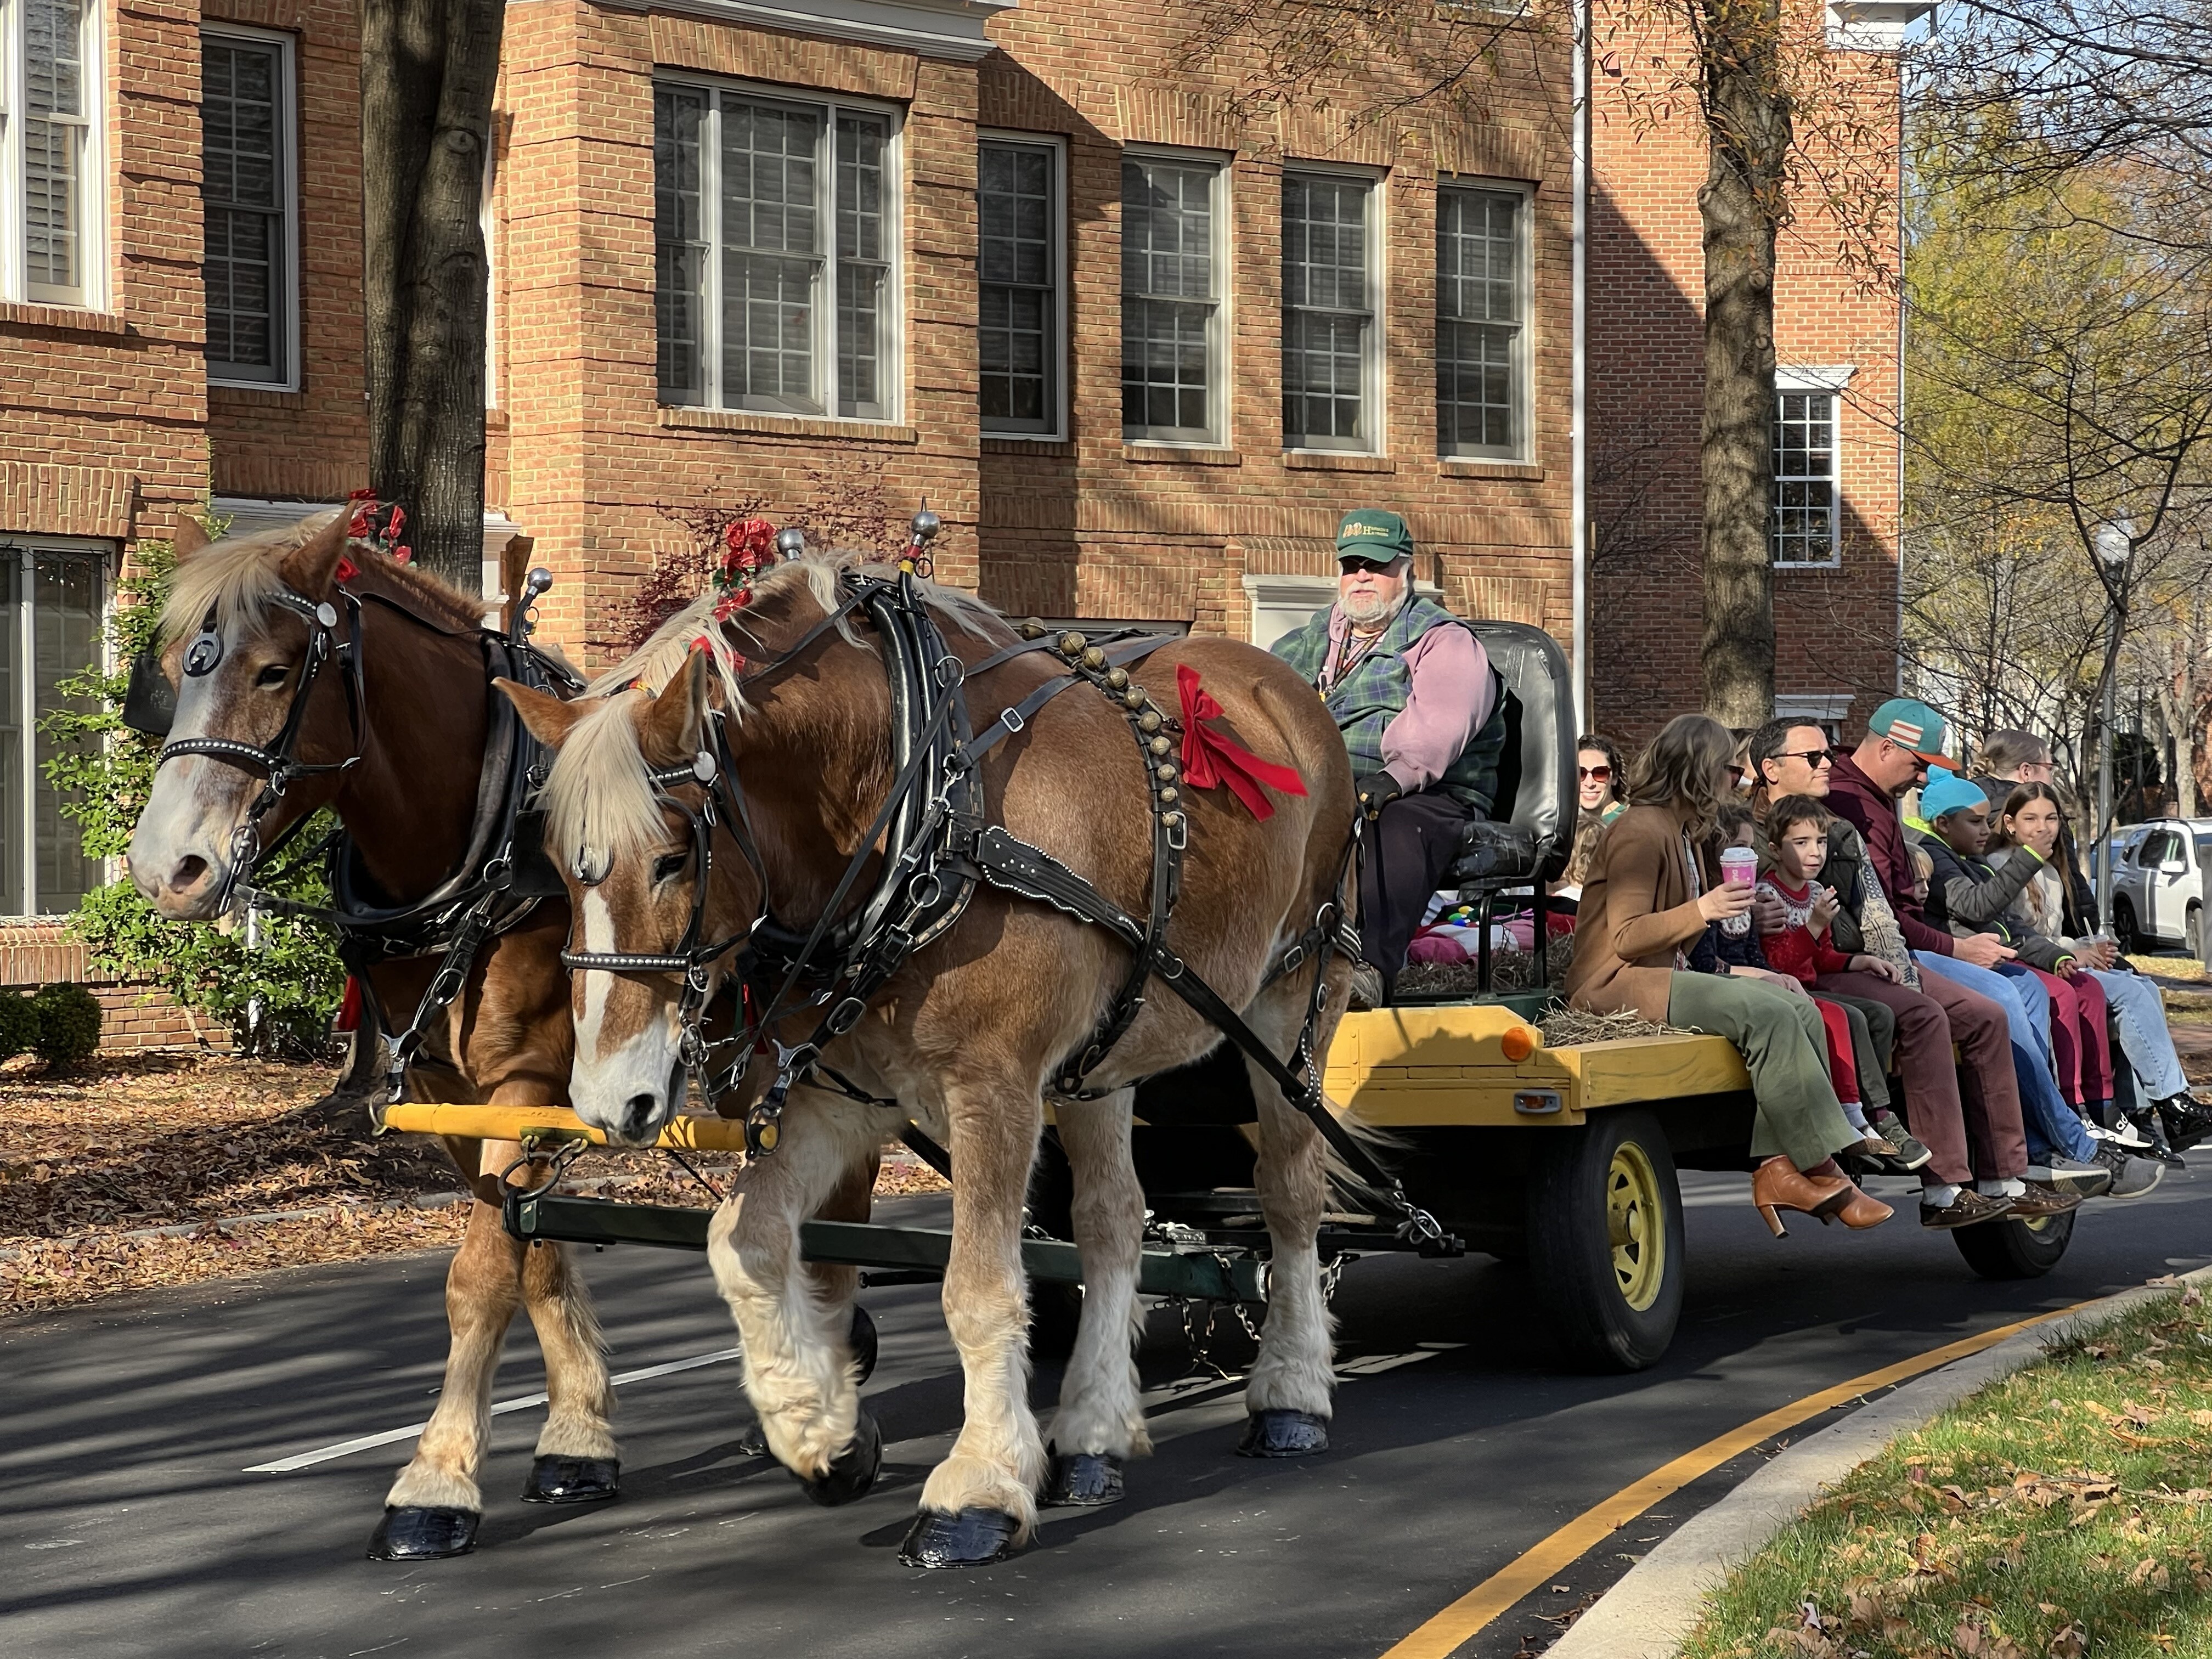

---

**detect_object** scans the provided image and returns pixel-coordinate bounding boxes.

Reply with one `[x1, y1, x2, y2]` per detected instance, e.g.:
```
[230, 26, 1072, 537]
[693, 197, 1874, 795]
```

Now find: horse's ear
[640, 650, 708, 766]
[498, 678, 586, 749]
[172, 512, 210, 560]
[278, 510, 351, 595]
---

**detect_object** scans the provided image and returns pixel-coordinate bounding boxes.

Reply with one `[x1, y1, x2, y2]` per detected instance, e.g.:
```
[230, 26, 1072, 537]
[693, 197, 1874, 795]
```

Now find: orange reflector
[1499, 1025, 1538, 1063]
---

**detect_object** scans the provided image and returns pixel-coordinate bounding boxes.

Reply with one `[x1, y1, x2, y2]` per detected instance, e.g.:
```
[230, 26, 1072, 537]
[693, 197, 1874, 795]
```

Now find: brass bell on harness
[1058, 631, 1087, 656]
[1019, 618, 1047, 639]
[1156, 764, 1177, 784]
[1121, 686, 1147, 710]
[1081, 646, 1108, 671]
[1138, 710, 1163, 734]
[1158, 786, 1180, 805]
[1105, 667, 1130, 690]
[1148, 734, 1172, 755]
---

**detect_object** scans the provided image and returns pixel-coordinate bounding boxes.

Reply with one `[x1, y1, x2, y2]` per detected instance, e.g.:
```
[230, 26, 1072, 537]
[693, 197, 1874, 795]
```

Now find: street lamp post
[2094, 521, 2134, 924]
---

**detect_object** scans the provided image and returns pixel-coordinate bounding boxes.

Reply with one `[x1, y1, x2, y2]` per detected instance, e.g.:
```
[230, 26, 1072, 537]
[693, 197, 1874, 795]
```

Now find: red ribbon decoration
[1177, 664, 1307, 822]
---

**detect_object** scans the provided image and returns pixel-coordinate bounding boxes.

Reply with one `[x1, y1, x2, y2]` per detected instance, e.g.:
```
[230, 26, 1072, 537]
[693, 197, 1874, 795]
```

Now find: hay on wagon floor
[1536, 1006, 1700, 1046]
[1392, 928, 1576, 1002]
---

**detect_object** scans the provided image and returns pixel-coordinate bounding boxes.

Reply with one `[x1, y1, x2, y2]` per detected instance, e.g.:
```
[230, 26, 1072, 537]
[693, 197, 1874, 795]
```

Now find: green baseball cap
[1869, 697, 1952, 766]
[1335, 509, 1414, 563]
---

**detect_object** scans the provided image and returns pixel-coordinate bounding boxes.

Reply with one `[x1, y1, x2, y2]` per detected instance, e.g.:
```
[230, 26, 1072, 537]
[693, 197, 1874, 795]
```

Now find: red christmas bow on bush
[1177, 664, 1307, 821]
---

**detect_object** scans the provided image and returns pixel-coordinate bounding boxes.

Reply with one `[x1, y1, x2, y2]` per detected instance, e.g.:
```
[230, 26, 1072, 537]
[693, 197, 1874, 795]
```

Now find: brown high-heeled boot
[1752, 1155, 1882, 1237]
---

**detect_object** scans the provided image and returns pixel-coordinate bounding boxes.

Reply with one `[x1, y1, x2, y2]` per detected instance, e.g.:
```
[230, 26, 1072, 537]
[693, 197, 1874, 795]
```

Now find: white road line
[245, 1347, 744, 1474]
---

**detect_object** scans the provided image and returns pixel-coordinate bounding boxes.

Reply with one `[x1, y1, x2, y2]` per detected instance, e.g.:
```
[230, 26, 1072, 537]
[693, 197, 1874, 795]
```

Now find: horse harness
[559, 568, 1454, 1256]
[136, 573, 582, 1100]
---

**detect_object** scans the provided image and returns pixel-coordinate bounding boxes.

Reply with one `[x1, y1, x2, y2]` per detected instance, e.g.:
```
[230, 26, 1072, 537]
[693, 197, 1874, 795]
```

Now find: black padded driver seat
[1440, 620, 1576, 991]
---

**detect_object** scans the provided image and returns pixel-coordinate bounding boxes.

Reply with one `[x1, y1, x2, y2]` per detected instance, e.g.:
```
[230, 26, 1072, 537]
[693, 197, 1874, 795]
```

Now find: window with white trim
[653, 80, 899, 419]
[201, 27, 297, 387]
[1121, 153, 1225, 444]
[0, 540, 105, 916]
[977, 136, 1062, 438]
[1435, 182, 1528, 459]
[1, 0, 102, 306]
[1282, 171, 1378, 452]
[1772, 390, 1841, 566]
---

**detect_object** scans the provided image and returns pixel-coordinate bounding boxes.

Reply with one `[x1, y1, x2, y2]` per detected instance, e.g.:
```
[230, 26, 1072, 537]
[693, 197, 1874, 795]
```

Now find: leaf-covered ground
[1683, 1286, 2212, 1659]
[0, 1051, 945, 1319]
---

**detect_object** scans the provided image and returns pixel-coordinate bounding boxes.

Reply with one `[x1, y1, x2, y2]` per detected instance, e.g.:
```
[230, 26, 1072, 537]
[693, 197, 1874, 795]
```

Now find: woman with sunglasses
[1577, 735, 1628, 823]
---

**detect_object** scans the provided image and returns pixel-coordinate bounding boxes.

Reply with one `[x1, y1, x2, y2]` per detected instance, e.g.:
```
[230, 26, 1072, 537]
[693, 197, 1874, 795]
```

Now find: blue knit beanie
[1920, 770, 1990, 822]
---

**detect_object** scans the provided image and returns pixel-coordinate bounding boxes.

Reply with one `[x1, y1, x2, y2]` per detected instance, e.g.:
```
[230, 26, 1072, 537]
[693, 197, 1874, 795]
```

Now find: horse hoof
[1236, 1409, 1329, 1459]
[521, 1454, 619, 1505]
[850, 1304, 879, 1387]
[366, 1506, 479, 1560]
[1041, 1448, 1124, 1507]
[799, 1411, 882, 1508]
[897, 1506, 1025, 1569]
[736, 1424, 770, 1458]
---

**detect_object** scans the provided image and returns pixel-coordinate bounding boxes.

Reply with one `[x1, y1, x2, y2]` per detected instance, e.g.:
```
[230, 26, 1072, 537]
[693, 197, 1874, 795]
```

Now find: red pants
[1810, 996, 1861, 1107]
[2027, 966, 2112, 1108]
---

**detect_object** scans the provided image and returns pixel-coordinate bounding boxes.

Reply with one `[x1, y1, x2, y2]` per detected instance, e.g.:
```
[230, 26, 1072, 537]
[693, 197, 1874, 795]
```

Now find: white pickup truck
[2108, 817, 2212, 956]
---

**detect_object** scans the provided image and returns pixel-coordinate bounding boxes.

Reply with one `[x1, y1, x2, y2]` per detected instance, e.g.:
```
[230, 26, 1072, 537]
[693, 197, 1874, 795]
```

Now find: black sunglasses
[1340, 557, 1401, 576]
[1779, 748, 1833, 768]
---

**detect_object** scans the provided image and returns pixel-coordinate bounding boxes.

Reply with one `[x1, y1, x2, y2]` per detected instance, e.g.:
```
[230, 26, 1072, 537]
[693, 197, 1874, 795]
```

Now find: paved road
[4, 1162, 2209, 1659]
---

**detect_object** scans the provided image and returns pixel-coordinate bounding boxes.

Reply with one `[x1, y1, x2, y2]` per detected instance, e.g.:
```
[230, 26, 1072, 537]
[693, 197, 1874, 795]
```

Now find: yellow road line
[1379, 1298, 2098, 1659]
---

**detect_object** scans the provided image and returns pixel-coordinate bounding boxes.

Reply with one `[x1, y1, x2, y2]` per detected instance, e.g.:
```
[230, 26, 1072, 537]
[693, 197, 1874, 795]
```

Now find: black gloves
[1354, 771, 1404, 820]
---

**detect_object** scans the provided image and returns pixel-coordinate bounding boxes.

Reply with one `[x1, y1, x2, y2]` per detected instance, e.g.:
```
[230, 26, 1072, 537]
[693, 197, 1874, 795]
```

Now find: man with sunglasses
[1273, 509, 1508, 1003]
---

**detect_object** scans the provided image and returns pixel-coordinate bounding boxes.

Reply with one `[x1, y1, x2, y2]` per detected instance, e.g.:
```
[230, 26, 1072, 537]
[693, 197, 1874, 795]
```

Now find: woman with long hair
[1565, 714, 1891, 1234]
[1577, 733, 1629, 822]
[1989, 783, 2212, 1160]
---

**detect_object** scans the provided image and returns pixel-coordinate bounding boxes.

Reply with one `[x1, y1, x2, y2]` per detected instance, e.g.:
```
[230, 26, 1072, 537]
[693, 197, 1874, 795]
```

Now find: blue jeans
[1915, 952, 2097, 1163]
[2082, 967, 2187, 1102]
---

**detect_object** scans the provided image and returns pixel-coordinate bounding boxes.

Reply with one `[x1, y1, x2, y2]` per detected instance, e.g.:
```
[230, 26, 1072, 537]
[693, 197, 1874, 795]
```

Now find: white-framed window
[1121, 150, 1227, 445]
[653, 77, 901, 420]
[1282, 168, 1380, 453]
[0, 0, 104, 307]
[201, 26, 297, 388]
[1436, 180, 1530, 460]
[1772, 384, 1842, 567]
[0, 538, 106, 916]
[977, 133, 1064, 439]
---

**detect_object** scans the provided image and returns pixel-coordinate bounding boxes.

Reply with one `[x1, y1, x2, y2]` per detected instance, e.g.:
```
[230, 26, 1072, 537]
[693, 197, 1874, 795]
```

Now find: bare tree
[361, 0, 504, 594]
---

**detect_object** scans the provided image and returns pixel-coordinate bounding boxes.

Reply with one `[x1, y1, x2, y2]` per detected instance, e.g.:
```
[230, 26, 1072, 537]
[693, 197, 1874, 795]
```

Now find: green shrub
[0, 993, 38, 1063]
[30, 984, 103, 1067]
[38, 524, 346, 1059]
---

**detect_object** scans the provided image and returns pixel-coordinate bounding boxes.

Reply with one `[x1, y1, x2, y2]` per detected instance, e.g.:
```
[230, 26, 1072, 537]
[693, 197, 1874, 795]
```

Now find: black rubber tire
[2113, 898, 2140, 957]
[1952, 1207, 2075, 1279]
[2188, 904, 2201, 962]
[1524, 1109, 1685, 1372]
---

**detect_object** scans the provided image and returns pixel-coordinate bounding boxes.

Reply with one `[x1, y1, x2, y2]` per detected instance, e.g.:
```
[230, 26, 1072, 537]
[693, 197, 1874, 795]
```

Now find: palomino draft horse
[502, 552, 1384, 1567]
[126, 509, 613, 1560]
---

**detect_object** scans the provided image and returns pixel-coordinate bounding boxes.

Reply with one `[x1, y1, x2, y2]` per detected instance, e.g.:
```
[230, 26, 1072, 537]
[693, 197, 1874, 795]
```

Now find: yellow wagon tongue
[376, 1102, 754, 1152]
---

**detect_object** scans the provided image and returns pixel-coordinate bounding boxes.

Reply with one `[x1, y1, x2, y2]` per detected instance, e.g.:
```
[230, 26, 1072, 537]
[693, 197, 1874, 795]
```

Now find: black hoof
[736, 1423, 770, 1458]
[898, 1506, 1026, 1570]
[521, 1454, 619, 1505]
[849, 1304, 879, 1387]
[366, 1505, 479, 1560]
[798, 1410, 882, 1508]
[1236, 1409, 1329, 1459]
[1041, 1448, 1124, 1508]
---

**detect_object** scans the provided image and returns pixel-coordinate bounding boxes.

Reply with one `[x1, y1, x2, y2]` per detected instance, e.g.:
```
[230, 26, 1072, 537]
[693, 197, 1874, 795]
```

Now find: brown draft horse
[126, 510, 607, 1560]
[500, 554, 1359, 1568]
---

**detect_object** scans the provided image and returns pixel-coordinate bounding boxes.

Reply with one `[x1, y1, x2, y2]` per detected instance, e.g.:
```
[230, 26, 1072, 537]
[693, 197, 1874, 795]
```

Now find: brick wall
[0, 925, 203, 1051]
[1585, 6, 1905, 749]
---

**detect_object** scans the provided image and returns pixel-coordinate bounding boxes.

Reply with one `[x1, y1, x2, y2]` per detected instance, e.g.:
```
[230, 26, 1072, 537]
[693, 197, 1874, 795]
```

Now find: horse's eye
[256, 663, 291, 689]
[653, 851, 689, 884]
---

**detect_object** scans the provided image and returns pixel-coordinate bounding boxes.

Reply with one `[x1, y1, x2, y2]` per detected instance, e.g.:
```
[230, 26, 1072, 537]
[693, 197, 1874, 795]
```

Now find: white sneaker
[2089, 1121, 2153, 1150]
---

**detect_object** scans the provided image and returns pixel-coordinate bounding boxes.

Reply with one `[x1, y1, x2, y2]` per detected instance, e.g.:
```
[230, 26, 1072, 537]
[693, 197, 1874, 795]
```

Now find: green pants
[1666, 971, 1860, 1171]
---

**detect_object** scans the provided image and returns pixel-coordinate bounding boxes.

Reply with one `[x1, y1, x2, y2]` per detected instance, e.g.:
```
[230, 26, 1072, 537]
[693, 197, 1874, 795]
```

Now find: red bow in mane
[1177, 664, 1307, 822]
[695, 516, 780, 660]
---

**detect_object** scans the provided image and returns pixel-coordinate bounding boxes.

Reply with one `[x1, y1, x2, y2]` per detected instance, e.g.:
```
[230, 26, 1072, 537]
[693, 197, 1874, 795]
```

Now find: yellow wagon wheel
[1526, 1107, 1685, 1372]
[1605, 1141, 1667, 1314]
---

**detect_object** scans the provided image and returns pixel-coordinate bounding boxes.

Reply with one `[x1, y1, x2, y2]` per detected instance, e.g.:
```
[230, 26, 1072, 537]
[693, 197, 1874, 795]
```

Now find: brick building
[0, 0, 1918, 1041]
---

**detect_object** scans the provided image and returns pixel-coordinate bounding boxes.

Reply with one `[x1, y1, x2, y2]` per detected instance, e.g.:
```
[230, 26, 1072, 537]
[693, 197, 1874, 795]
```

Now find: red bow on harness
[1177, 664, 1307, 822]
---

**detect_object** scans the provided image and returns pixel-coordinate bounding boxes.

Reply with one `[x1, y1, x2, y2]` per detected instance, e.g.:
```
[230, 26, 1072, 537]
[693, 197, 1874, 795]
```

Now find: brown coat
[1565, 802, 1714, 1020]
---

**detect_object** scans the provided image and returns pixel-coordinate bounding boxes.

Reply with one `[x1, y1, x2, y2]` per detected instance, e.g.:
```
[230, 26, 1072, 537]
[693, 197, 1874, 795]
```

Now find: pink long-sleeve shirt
[1317, 606, 1497, 794]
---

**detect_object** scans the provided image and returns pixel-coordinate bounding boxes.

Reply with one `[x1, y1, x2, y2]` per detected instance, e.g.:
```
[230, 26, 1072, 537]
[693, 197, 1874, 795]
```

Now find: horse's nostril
[624, 1093, 659, 1132]
[172, 855, 209, 893]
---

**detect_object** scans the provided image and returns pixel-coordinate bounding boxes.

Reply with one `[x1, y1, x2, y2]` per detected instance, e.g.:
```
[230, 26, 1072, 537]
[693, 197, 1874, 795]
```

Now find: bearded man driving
[1272, 509, 1507, 1005]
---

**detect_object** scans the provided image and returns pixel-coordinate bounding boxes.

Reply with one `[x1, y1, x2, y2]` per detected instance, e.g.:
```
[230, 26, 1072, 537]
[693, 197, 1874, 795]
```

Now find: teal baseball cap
[1920, 770, 1989, 821]
[1869, 697, 1952, 766]
[1335, 509, 1415, 563]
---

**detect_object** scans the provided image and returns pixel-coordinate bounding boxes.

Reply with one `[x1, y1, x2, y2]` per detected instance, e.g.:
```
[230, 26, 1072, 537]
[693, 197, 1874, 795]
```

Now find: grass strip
[1681, 1283, 2212, 1659]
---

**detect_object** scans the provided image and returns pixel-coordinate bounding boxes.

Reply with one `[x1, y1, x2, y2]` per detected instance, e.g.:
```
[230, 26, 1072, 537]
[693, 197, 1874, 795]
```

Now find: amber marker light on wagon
[1498, 1025, 1540, 1063]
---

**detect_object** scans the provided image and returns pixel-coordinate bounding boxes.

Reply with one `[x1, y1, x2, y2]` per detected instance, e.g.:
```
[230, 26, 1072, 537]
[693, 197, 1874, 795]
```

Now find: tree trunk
[1695, 0, 1792, 730]
[2171, 625, 2199, 818]
[361, 0, 503, 596]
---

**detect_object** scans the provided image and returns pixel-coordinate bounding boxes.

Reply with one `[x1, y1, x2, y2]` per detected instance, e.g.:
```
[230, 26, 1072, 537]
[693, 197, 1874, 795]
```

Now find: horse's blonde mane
[539, 690, 672, 873]
[161, 507, 490, 645]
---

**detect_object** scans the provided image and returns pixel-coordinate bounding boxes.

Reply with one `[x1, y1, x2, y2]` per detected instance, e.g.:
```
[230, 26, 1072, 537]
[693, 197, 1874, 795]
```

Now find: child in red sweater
[1754, 796, 1925, 1168]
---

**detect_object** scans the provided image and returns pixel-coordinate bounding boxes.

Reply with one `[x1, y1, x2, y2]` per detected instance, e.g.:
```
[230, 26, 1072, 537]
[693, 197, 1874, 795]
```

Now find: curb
[1541, 1263, 2212, 1659]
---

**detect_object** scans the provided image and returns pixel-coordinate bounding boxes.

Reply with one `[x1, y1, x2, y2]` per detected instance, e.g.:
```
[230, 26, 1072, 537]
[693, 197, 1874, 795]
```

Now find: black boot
[2155, 1093, 2212, 1153]
[2129, 1108, 2185, 1167]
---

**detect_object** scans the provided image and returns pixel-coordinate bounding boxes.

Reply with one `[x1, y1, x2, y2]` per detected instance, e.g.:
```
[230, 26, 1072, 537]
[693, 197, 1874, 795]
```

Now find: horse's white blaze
[127, 672, 253, 917]
[569, 889, 684, 1138]
[576, 890, 613, 1062]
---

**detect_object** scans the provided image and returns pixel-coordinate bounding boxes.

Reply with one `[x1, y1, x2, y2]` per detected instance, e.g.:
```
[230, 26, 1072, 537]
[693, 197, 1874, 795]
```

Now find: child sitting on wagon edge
[1750, 795, 1930, 1175]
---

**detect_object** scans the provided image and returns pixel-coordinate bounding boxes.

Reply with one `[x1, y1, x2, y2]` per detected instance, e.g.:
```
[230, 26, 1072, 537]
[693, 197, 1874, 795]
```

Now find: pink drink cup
[1718, 845, 1758, 936]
